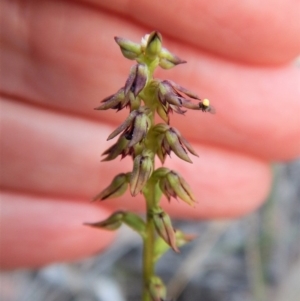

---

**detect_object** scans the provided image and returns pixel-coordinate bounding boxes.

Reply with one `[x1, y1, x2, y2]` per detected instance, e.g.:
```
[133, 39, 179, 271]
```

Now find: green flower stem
[142, 175, 163, 301]
[142, 99, 158, 300]
[142, 205, 155, 301]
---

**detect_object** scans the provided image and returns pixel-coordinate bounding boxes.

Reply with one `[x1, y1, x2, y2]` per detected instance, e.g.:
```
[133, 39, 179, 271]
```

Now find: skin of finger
[79, 0, 300, 64]
[1, 0, 300, 160]
[0, 98, 272, 219]
[0, 192, 116, 269]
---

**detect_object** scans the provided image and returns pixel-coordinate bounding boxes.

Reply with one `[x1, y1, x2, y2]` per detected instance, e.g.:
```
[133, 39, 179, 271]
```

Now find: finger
[93, 0, 300, 64]
[0, 98, 271, 218]
[1, 1, 300, 160]
[0, 192, 116, 269]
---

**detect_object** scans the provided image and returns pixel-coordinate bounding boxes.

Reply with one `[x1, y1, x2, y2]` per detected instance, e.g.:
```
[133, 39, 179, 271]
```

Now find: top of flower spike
[114, 31, 186, 69]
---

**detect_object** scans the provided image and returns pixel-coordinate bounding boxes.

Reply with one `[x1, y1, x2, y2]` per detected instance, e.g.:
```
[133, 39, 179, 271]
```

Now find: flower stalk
[86, 31, 214, 301]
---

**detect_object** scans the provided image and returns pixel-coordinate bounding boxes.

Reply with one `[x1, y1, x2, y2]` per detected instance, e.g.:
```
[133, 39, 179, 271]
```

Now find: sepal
[151, 207, 179, 252]
[114, 37, 142, 60]
[84, 211, 124, 230]
[94, 88, 126, 111]
[101, 135, 131, 161]
[92, 173, 130, 201]
[159, 48, 186, 69]
[85, 211, 146, 238]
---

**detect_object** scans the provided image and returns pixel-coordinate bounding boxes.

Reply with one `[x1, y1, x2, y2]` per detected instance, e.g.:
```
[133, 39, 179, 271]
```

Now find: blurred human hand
[1, 0, 300, 269]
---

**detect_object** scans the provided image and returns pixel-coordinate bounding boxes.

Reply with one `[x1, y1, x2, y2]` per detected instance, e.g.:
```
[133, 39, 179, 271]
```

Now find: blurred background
[1, 160, 300, 301]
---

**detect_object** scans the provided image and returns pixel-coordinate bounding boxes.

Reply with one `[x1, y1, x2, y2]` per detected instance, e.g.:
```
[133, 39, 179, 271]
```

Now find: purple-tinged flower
[155, 79, 208, 122]
[101, 134, 132, 161]
[157, 79, 200, 107]
[152, 124, 198, 163]
[158, 170, 196, 206]
[107, 107, 151, 147]
[165, 127, 198, 163]
[130, 150, 154, 196]
[125, 64, 148, 97]
[95, 87, 140, 112]
[151, 208, 179, 253]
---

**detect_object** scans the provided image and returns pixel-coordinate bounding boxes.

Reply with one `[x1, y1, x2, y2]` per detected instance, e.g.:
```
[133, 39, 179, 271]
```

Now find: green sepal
[92, 173, 130, 201]
[84, 211, 124, 231]
[114, 37, 142, 60]
[123, 212, 146, 238]
[159, 47, 186, 69]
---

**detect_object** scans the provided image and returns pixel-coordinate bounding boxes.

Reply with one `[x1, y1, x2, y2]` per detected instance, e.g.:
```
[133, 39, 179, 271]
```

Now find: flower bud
[114, 37, 142, 60]
[84, 211, 125, 230]
[145, 31, 162, 59]
[148, 276, 167, 301]
[152, 208, 179, 252]
[130, 151, 154, 196]
[159, 48, 186, 69]
[92, 173, 129, 201]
